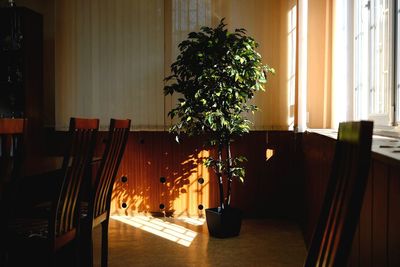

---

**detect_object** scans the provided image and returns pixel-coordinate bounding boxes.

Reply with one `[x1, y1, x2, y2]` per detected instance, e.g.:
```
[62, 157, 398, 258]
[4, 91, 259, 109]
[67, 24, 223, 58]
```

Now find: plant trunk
[217, 143, 224, 210]
[226, 140, 232, 208]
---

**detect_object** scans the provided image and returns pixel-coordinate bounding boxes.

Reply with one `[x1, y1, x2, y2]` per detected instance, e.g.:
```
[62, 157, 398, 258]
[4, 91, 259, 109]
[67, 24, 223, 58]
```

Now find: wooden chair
[304, 121, 373, 267]
[0, 118, 26, 265]
[5, 118, 99, 267]
[0, 118, 26, 202]
[80, 118, 130, 267]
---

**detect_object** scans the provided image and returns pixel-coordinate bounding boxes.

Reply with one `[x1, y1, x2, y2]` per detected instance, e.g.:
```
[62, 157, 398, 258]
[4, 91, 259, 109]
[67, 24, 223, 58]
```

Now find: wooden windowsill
[305, 128, 400, 166]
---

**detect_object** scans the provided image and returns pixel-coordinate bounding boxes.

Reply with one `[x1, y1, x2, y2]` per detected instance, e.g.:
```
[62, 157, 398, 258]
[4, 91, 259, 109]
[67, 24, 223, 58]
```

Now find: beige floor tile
[92, 216, 306, 267]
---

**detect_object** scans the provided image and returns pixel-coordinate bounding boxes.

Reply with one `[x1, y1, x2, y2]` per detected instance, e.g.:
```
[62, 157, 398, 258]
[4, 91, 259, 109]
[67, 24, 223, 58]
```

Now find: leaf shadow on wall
[110, 133, 213, 217]
[111, 177, 149, 216]
[161, 147, 210, 218]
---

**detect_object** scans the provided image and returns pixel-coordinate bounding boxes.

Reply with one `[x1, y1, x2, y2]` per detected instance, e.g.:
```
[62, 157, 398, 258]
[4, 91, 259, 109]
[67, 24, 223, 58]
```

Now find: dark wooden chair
[304, 121, 373, 267]
[80, 118, 130, 267]
[5, 118, 99, 267]
[0, 118, 26, 202]
[0, 118, 26, 265]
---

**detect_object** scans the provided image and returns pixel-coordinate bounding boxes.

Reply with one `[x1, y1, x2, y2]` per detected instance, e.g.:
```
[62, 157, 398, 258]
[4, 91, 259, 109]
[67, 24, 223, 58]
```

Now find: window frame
[395, 0, 400, 124]
[354, 0, 396, 127]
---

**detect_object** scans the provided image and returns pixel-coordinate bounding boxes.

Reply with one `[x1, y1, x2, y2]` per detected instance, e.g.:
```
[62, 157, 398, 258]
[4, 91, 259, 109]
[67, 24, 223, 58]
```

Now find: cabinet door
[0, 7, 25, 117]
[0, 7, 43, 157]
[0, 7, 42, 120]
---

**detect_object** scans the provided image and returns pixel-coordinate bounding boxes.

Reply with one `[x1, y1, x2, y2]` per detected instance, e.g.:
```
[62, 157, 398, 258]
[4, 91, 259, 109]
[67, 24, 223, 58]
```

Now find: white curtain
[330, 0, 354, 129]
[55, 0, 164, 130]
[171, 0, 212, 56]
[297, 0, 356, 129]
[210, 0, 291, 130]
[164, 0, 213, 127]
[55, 0, 290, 130]
[297, 0, 308, 132]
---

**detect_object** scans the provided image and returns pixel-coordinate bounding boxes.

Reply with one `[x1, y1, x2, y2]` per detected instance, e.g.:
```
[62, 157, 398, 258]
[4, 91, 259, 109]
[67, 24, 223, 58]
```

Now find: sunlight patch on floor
[176, 216, 205, 226]
[110, 215, 198, 247]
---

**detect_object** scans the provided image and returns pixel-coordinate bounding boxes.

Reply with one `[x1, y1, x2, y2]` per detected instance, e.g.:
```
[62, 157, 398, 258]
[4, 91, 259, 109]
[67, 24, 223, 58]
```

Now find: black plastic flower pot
[205, 207, 242, 238]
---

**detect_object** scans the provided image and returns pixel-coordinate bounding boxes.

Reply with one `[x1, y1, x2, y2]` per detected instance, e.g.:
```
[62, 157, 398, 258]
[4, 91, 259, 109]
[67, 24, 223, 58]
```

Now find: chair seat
[9, 218, 49, 241]
[25, 201, 52, 218]
[5, 219, 50, 267]
[27, 201, 90, 220]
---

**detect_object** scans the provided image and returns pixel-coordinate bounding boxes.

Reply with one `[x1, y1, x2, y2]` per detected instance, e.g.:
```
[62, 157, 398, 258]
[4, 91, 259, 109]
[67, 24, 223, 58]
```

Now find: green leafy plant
[164, 19, 274, 210]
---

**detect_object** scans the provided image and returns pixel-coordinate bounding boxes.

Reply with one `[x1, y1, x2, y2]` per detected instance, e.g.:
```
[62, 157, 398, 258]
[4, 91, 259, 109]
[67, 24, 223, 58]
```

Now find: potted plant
[164, 19, 274, 238]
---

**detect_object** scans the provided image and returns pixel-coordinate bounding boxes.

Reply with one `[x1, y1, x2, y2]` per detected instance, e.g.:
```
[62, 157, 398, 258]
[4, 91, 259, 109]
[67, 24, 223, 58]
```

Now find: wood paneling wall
[44, 130, 300, 218]
[111, 132, 212, 217]
[301, 132, 400, 267]
[110, 131, 300, 218]
[300, 132, 335, 244]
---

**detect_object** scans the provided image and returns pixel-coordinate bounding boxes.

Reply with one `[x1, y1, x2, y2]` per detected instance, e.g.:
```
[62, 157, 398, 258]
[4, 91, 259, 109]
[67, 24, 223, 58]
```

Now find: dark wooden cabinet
[0, 6, 43, 155]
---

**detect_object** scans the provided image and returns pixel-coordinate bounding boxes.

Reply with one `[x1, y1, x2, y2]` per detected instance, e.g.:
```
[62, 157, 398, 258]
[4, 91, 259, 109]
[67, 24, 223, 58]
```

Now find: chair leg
[0, 240, 6, 267]
[81, 228, 94, 267]
[89, 237, 94, 267]
[74, 239, 80, 267]
[101, 220, 109, 267]
[0, 250, 8, 267]
[50, 254, 56, 267]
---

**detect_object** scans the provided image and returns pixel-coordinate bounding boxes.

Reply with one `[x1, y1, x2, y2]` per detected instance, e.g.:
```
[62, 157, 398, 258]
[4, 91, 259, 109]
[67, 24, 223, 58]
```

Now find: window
[171, 0, 212, 64]
[288, 4, 297, 130]
[396, 0, 400, 123]
[354, 0, 394, 126]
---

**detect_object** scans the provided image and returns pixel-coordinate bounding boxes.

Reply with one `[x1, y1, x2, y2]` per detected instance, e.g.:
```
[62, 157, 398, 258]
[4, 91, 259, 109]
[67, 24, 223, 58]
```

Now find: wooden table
[22, 156, 64, 177]
[22, 156, 102, 177]
[17, 156, 102, 205]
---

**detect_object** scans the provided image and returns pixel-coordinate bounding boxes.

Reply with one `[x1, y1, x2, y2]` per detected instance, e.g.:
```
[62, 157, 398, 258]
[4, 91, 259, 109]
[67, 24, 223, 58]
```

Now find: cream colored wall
[215, 0, 290, 130]
[306, 0, 332, 128]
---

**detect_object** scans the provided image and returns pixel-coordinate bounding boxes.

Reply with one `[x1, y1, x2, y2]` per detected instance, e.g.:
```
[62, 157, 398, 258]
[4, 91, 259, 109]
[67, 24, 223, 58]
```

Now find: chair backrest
[50, 118, 99, 249]
[0, 118, 26, 199]
[89, 119, 130, 226]
[304, 121, 373, 267]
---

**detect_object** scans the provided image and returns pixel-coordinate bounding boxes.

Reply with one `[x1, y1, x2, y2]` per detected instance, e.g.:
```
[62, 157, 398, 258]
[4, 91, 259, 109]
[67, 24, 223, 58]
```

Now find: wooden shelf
[0, 6, 43, 156]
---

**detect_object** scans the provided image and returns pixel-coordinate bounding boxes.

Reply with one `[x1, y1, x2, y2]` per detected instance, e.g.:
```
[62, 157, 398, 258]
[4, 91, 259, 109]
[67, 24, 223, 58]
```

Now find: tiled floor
[92, 215, 307, 267]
